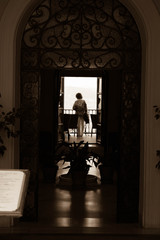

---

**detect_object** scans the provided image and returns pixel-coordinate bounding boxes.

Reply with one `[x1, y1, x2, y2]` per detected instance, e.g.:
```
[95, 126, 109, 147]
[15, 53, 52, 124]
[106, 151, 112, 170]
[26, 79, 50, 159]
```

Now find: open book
[0, 169, 30, 217]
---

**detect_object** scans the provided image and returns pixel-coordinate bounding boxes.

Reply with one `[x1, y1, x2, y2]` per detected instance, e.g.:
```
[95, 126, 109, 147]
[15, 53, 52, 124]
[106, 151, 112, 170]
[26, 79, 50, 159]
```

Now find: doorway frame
[58, 69, 104, 144]
[60, 75, 99, 143]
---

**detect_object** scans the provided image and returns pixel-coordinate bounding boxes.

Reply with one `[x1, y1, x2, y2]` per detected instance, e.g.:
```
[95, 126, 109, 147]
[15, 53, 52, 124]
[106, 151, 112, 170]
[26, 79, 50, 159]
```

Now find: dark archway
[20, 0, 141, 222]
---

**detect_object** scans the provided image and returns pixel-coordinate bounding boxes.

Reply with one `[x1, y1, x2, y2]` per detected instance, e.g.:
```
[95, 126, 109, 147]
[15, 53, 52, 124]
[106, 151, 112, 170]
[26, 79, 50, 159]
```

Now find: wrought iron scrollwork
[22, 0, 140, 69]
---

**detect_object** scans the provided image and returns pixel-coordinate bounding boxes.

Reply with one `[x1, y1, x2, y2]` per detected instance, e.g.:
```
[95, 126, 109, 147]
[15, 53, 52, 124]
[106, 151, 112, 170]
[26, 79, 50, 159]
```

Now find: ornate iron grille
[21, 0, 141, 222]
[22, 0, 140, 69]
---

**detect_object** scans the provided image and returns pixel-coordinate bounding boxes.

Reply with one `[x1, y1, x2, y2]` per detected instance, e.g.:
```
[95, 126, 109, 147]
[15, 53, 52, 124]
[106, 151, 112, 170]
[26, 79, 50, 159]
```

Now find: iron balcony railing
[64, 109, 97, 115]
[63, 109, 97, 135]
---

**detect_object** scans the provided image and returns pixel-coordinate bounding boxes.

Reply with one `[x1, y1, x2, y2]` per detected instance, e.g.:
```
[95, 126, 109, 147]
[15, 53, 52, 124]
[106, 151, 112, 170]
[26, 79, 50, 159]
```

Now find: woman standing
[73, 93, 87, 137]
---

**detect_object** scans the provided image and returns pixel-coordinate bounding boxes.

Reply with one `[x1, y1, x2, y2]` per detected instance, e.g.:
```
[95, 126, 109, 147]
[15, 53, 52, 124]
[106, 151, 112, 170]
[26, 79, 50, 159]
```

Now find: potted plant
[0, 93, 21, 157]
[55, 140, 100, 187]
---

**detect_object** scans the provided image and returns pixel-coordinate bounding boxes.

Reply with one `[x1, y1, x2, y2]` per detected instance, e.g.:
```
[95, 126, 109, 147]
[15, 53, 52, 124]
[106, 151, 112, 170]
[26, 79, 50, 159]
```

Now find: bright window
[64, 77, 97, 110]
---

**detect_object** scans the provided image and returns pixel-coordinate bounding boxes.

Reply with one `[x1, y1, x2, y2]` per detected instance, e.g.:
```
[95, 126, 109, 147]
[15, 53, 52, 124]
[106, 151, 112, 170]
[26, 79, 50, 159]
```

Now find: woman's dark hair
[76, 93, 82, 99]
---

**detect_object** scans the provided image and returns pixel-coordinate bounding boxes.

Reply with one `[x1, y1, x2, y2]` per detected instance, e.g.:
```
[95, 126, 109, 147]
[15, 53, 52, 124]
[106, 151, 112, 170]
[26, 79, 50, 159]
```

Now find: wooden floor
[37, 161, 117, 228]
[1, 164, 160, 239]
[1, 142, 160, 239]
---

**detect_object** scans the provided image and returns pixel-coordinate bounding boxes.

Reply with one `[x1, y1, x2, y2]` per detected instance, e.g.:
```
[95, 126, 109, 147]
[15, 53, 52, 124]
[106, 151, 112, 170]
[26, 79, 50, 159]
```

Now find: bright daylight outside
[64, 77, 97, 111]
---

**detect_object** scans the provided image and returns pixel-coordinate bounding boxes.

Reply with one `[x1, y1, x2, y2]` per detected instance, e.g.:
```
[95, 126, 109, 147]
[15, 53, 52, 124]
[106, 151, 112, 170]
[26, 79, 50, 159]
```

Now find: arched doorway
[20, 0, 141, 222]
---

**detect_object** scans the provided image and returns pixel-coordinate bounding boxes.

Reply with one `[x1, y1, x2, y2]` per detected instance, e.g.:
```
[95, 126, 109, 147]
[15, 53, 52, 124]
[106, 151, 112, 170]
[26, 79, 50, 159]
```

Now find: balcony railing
[64, 109, 97, 115]
[63, 109, 97, 135]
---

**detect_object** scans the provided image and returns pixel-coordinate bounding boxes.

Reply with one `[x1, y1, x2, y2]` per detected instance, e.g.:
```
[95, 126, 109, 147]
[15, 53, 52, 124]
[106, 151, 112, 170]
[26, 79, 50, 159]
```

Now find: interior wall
[0, 0, 160, 228]
[120, 0, 160, 228]
[0, 0, 41, 227]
